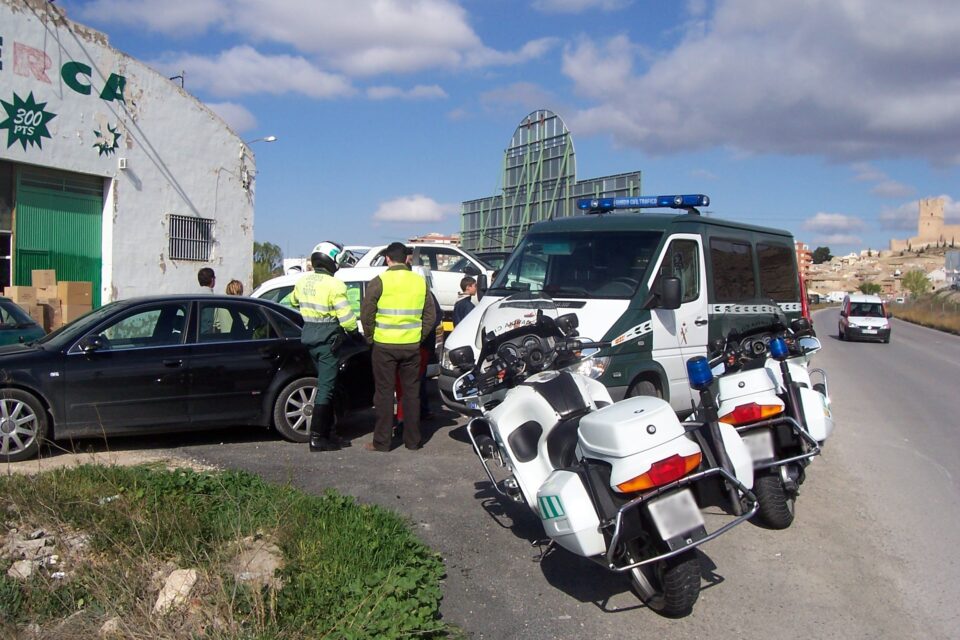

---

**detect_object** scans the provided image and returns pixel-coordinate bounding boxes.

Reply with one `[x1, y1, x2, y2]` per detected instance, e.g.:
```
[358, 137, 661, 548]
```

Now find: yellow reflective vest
[374, 269, 426, 345]
[289, 272, 358, 331]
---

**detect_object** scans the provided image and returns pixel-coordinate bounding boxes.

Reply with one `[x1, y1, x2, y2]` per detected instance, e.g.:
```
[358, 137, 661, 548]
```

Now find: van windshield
[851, 302, 885, 317]
[489, 231, 663, 299]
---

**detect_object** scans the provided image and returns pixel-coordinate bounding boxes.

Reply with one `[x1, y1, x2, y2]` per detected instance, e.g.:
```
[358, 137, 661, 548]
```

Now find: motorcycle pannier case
[799, 386, 834, 442]
[537, 470, 606, 557]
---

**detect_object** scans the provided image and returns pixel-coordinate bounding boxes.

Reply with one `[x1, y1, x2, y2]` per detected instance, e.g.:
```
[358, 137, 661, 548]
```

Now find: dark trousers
[396, 346, 430, 421]
[308, 341, 338, 405]
[372, 344, 421, 450]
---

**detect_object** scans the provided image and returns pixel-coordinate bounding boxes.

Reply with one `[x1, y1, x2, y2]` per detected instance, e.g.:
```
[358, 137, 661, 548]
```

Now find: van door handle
[694, 318, 708, 326]
[162, 358, 183, 368]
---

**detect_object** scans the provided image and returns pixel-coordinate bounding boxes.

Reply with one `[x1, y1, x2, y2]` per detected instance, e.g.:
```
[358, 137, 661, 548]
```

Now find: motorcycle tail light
[718, 402, 783, 426]
[616, 452, 702, 493]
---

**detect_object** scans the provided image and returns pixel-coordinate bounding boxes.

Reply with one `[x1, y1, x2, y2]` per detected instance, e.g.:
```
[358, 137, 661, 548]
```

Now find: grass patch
[0, 465, 455, 639]
[889, 294, 960, 335]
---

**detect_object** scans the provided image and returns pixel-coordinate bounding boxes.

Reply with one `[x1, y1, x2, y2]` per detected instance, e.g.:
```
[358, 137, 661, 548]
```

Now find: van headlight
[564, 356, 611, 380]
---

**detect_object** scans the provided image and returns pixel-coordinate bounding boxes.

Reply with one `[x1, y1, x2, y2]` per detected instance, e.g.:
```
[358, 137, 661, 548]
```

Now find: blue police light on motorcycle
[686, 356, 714, 390]
[769, 337, 789, 360]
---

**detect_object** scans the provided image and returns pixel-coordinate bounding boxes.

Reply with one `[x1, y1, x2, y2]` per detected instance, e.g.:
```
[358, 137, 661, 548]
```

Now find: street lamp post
[239, 136, 277, 191]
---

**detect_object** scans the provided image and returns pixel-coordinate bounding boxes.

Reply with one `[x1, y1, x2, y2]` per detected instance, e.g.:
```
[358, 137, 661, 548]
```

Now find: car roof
[251, 265, 431, 297]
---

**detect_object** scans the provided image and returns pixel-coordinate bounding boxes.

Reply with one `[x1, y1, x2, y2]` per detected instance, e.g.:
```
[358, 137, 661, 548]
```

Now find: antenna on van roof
[576, 194, 710, 216]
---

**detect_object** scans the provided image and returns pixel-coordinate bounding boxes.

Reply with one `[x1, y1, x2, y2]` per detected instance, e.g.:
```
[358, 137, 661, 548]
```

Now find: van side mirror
[886, 311, 892, 319]
[476, 274, 488, 300]
[659, 276, 681, 310]
[839, 309, 847, 317]
[463, 264, 481, 277]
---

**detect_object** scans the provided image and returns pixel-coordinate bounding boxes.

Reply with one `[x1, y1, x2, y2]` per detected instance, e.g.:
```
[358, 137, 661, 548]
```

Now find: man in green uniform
[289, 241, 359, 451]
[361, 242, 436, 452]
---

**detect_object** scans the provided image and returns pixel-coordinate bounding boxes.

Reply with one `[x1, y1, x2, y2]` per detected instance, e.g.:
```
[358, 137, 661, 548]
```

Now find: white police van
[439, 194, 806, 415]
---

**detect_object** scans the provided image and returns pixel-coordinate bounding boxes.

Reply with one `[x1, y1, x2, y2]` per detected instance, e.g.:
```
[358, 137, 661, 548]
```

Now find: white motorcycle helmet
[311, 241, 345, 273]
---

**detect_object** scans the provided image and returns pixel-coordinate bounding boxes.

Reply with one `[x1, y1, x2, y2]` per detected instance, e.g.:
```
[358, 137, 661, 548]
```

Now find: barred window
[169, 215, 214, 261]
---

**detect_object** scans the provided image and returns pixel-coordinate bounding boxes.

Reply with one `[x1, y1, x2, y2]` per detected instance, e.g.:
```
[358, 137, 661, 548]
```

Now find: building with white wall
[0, 0, 255, 305]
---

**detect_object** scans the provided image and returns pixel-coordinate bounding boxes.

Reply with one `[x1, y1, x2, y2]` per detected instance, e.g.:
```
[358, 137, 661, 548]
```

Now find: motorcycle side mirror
[556, 313, 579, 336]
[448, 345, 475, 370]
[798, 336, 822, 354]
[790, 317, 811, 334]
[476, 274, 488, 300]
[659, 276, 682, 310]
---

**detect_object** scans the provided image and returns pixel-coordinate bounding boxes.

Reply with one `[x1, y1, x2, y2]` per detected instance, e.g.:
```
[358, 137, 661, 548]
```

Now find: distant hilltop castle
[889, 197, 960, 251]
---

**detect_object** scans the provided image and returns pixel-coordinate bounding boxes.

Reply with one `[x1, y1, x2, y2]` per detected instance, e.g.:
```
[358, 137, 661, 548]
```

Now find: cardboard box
[27, 304, 44, 326]
[4, 286, 37, 306]
[39, 302, 61, 332]
[36, 285, 59, 302]
[31, 269, 57, 288]
[61, 304, 92, 325]
[57, 281, 93, 305]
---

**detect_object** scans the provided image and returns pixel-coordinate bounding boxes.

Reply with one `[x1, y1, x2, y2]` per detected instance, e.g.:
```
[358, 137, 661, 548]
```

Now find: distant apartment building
[408, 232, 459, 245]
[795, 241, 812, 279]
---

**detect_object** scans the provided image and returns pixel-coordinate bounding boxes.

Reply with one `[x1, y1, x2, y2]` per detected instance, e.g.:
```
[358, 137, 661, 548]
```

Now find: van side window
[657, 240, 700, 303]
[710, 238, 756, 302]
[757, 243, 799, 300]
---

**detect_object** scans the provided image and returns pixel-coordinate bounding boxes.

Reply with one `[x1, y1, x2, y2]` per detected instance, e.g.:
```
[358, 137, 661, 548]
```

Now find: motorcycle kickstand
[531, 538, 556, 562]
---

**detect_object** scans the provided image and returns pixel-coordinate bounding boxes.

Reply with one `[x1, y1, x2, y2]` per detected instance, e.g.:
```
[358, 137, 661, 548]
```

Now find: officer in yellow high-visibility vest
[289, 241, 359, 451]
[360, 242, 437, 452]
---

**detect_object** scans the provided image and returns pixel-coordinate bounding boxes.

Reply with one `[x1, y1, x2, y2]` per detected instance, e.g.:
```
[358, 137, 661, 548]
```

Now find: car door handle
[162, 358, 183, 368]
[694, 318, 708, 326]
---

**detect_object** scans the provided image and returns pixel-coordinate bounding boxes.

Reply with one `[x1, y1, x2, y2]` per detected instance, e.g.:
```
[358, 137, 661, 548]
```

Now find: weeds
[889, 293, 960, 335]
[0, 465, 452, 639]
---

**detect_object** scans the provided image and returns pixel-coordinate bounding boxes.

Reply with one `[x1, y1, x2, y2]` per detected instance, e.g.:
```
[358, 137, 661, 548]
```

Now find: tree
[812, 246, 833, 264]
[858, 282, 882, 295]
[901, 269, 931, 297]
[867, 248, 872, 257]
[253, 241, 283, 287]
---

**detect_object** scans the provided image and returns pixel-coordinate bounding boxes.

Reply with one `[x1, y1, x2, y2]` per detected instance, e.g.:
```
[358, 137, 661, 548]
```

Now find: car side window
[420, 247, 464, 272]
[344, 282, 363, 317]
[198, 302, 276, 342]
[0, 305, 18, 328]
[260, 285, 294, 307]
[94, 303, 188, 350]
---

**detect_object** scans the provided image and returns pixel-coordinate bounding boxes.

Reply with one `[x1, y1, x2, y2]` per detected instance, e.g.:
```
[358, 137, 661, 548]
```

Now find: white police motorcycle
[449, 294, 757, 617]
[710, 316, 833, 528]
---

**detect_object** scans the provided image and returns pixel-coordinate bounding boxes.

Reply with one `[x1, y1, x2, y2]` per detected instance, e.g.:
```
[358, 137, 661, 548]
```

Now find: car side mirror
[556, 313, 579, 336]
[659, 276, 681, 310]
[463, 264, 481, 277]
[449, 345, 475, 370]
[79, 335, 105, 353]
[476, 274, 488, 300]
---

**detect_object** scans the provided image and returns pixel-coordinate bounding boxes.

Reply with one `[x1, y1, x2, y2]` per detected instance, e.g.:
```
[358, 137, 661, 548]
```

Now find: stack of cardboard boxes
[3, 270, 93, 332]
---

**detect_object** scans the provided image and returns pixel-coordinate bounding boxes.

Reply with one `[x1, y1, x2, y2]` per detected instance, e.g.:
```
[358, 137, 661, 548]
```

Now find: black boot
[309, 404, 340, 452]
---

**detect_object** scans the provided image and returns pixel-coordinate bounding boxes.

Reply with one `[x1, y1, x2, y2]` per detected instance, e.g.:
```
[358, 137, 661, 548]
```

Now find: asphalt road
[16, 307, 957, 638]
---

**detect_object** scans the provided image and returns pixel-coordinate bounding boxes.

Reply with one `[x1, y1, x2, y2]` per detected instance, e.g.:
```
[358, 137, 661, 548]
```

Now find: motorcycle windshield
[473, 294, 559, 348]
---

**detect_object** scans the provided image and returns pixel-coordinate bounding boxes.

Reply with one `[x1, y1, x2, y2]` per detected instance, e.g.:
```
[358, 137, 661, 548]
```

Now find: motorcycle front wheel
[627, 546, 701, 618]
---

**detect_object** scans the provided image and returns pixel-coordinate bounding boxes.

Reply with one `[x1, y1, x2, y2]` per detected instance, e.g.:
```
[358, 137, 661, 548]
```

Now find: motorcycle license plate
[648, 489, 704, 542]
[742, 429, 775, 462]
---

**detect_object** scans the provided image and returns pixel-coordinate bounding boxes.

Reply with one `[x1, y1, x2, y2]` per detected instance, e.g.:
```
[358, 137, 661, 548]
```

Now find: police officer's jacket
[289, 269, 358, 347]
[360, 265, 436, 349]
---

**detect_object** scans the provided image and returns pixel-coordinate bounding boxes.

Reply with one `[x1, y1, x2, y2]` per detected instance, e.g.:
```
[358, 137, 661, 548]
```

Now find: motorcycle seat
[547, 414, 586, 469]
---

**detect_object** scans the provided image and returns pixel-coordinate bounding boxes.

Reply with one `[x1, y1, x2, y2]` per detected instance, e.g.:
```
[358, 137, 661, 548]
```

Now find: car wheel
[273, 377, 316, 443]
[0, 389, 48, 463]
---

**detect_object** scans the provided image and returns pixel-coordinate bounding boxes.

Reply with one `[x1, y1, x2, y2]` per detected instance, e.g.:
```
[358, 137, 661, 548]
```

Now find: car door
[189, 300, 288, 424]
[62, 301, 191, 432]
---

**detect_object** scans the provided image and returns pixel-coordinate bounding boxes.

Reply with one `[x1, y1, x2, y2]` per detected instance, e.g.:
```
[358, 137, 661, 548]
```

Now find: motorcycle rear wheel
[627, 547, 701, 617]
[754, 473, 796, 529]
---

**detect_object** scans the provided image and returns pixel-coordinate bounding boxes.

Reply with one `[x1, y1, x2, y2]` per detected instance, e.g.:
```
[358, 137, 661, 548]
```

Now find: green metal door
[14, 167, 103, 307]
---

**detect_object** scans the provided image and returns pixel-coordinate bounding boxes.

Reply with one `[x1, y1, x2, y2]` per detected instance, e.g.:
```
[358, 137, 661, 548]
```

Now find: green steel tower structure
[461, 109, 642, 253]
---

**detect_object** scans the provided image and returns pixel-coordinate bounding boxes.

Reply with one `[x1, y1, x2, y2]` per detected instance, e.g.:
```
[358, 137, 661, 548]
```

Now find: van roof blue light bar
[577, 194, 710, 214]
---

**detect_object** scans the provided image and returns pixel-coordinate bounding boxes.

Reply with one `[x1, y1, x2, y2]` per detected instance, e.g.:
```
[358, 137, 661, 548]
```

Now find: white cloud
[366, 85, 448, 101]
[690, 168, 718, 181]
[850, 163, 914, 198]
[532, 0, 630, 13]
[83, 0, 548, 78]
[77, 0, 226, 35]
[151, 46, 354, 99]
[205, 101, 256, 132]
[561, 0, 960, 164]
[803, 212, 865, 234]
[816, 234, 862, 246]
[372, 195, 459, 223]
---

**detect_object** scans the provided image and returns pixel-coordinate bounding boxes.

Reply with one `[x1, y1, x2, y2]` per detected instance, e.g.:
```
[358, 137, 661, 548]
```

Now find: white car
[352, 243, 493, 311]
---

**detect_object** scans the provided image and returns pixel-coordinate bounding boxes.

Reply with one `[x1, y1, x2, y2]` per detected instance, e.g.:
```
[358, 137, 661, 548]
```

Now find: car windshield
[0, 300, 35, 328]
[852, 302, 885, 317]
[489, 231, 663, 299]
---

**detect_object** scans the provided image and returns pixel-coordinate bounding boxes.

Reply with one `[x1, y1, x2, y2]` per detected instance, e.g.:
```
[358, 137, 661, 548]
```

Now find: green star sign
[0, 92, 57, 151]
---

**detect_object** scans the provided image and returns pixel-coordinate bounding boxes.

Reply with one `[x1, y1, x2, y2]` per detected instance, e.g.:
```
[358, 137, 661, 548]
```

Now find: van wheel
[627, 379, 661, 399]
[837, 325, 845, 341]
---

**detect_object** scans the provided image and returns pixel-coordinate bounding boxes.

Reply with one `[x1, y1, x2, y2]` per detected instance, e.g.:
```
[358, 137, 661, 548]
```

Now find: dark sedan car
[0, 295, 372, 462]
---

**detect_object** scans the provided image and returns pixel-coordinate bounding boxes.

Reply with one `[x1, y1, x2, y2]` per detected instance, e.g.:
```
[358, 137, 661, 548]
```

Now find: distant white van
[839, 293, 891, 343]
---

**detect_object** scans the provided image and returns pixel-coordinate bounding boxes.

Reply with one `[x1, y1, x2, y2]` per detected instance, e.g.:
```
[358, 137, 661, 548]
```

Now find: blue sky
[60, 0, 960, 259]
